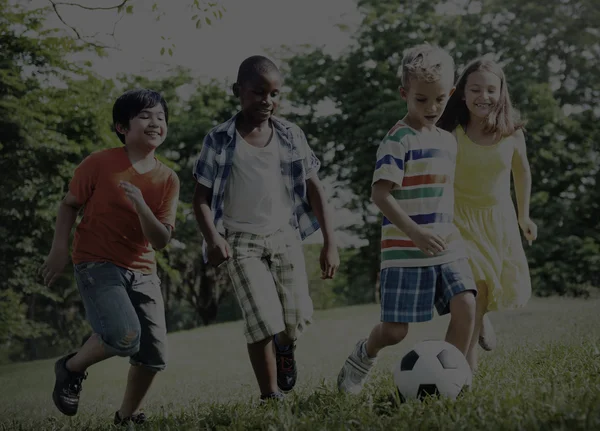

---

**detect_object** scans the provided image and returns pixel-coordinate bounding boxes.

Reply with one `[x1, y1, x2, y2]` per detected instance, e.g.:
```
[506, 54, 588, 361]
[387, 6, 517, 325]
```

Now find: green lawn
[1, 296, 599, 430]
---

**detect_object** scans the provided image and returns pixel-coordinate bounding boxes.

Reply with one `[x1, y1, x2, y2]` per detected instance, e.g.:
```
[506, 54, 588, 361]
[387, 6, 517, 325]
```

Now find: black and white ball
[393, 340, 472, 401]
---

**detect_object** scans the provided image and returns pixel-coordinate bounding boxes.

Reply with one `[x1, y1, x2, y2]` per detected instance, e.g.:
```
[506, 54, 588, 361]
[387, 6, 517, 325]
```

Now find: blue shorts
[74, 261, 168, 371]
[380, 258, 477, 323]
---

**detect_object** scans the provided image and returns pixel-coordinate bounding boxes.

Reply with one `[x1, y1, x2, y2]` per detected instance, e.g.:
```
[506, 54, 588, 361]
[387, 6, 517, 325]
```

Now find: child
[39, 89, 180, 425]
[437, 57, 537, 371]
[192, 55, 340, 402]
[337, 44, 477, 394]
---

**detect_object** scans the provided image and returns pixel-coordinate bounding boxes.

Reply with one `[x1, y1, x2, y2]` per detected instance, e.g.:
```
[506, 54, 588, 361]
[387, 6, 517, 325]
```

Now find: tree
[0, 0, 119, 358]
[283, 0, 600, 299]
[45, 0, 226, 54]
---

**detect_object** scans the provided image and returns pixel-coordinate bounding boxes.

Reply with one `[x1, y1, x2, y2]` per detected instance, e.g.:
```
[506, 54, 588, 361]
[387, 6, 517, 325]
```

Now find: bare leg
[118, 365, 158, 418]
[466, 282, 489, 372]
[445, 291, 477, 355]
[247, 337, 279, 396]
[275, 331, 293, 348]
[337, 322, 409, 394]
[479, 313, 497, 351]
[66, 333, 112, 373]
[365, 322, 409, 358]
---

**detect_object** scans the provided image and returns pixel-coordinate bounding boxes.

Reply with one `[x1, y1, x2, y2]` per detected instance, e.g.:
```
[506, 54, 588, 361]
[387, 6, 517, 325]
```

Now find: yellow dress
[453, 125, 531, 311]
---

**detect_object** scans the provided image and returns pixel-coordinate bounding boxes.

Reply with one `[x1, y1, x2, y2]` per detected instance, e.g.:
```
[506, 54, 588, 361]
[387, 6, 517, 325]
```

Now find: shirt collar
[214, 112, 293, 147]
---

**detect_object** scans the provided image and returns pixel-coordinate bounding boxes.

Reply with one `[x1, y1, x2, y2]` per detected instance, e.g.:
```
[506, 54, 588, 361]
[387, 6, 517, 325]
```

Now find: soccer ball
[393, 340, 472, 402]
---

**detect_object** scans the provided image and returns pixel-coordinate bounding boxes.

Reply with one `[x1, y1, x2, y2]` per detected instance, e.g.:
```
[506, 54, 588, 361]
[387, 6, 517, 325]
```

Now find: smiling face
[237, 69, 282, 124]
[463, 70, 502, 121]
[117, 103, 168, 151]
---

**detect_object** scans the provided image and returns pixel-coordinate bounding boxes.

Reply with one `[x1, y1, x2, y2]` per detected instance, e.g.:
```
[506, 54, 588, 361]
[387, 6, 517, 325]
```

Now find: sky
[37, 0, 362, 82]
[31, 0, 368, 247]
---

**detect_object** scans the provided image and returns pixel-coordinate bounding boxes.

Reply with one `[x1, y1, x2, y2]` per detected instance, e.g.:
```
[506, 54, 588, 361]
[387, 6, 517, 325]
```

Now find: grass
[1, 296, 599, 430]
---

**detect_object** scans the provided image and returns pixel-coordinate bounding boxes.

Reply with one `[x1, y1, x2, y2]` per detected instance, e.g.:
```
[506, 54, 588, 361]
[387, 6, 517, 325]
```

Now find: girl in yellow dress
[437, 57, 538, 372]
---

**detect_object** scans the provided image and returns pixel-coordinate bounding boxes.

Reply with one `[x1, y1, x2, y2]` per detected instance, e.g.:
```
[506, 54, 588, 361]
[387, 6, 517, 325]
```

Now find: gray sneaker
[337, 339, 376, 394]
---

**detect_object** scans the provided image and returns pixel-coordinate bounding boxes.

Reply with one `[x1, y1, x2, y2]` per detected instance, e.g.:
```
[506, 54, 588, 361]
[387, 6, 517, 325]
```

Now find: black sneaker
[52, 353, 87, 416]
[259, 392, 285, 405]
[114, 411, 147, 426]
[275, 341, 297, 393]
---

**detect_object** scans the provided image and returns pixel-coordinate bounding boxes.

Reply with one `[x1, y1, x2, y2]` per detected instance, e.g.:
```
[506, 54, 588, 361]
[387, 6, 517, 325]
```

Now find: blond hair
[399, 44, 455, 88]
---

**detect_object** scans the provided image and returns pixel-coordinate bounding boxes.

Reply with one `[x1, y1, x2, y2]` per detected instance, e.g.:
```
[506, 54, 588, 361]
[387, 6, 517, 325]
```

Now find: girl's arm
[510, 129, 532, 223]
[511, 130, 538, 244]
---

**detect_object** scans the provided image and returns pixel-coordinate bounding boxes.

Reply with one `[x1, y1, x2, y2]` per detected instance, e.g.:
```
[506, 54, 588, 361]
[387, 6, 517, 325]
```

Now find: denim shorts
[74, 261, 167, 371]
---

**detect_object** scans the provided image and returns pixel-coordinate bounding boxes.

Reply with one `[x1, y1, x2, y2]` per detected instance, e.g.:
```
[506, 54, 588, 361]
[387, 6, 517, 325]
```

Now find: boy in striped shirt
[337, 44, 477, 394]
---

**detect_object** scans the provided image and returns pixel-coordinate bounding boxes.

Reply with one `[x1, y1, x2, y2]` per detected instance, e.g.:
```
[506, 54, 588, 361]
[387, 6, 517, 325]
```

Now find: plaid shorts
[380, 258, 477, 323]
[225, 227, 313, 344]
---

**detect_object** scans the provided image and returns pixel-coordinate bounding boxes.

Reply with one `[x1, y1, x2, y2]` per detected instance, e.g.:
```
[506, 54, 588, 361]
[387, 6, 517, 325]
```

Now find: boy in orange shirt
[39, 89, 180, 425]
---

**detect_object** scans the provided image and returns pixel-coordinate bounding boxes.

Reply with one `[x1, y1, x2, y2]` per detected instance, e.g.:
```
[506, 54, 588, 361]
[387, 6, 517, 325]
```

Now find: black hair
[112, 89, 168, 144]
[235, 55, 280, 86]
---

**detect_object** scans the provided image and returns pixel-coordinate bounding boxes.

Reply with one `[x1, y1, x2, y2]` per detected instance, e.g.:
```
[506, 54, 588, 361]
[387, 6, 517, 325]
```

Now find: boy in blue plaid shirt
[192, 55, 340, 402]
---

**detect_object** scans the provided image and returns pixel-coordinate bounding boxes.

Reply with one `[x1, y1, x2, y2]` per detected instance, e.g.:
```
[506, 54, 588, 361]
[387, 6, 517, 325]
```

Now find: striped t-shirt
[372, 121, 466, 268]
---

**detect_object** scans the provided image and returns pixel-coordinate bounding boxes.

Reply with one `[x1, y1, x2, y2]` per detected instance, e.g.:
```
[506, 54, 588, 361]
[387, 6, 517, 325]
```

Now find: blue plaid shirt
[193, 113, 322, 262]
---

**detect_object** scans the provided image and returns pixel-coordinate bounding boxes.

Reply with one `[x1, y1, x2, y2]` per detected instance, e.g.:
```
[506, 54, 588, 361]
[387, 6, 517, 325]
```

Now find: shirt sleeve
[192, 133, 218, 189]
[155, 171, 180, 230]
[372, 135, 407, 187]
[68, 153, 100, 206]
[295, 126, 321, 179]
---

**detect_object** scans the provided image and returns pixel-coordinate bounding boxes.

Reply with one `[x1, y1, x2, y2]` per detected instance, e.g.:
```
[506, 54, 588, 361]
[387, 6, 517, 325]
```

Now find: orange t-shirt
[69, 147, 180, 274]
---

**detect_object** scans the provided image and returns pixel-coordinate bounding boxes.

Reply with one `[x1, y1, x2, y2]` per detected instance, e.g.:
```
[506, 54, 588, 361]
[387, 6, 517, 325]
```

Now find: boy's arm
[371, 180, 420, 237]
[297, 126, 339, 277]
[40, 154, 97, 287]
[371, 134, 446, 256]
[138, 172, 181, 250]
[191, 134, 230, 265]
[51, 192, 81, 251]
[192, 183, 231, 265]
[119, 181, 174, 250]
[135, 205, 172, 249]
[192, 183, 220, 245]
[371, 180, 446, 255]
[306, 176, 336, 248]
[306, 175, 339, 278]
[39, 192, 82, 287]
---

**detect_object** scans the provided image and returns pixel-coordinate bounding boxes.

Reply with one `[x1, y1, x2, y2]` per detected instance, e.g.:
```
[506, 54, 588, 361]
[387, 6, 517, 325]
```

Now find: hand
[207, 235, 232, 267]
[320, 243, 340, 279]
[39, 247, 70, 287]
[119, 181, 147, 212]
[519, 217, 538, 246]
[409, 226, 447, 256]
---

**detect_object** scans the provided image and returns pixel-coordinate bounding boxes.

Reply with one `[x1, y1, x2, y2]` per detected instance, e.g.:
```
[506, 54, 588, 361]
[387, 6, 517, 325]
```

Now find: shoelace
[65, 373, 87, 396]
[278, 356, 294, 372]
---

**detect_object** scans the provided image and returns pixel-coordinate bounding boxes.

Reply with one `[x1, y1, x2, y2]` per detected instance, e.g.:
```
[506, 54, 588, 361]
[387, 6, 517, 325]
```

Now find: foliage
[1, 0, 599, 363]
[0, 0, 116, 355]
[283, 0, 600, 298]
[45, 0, 227, 54]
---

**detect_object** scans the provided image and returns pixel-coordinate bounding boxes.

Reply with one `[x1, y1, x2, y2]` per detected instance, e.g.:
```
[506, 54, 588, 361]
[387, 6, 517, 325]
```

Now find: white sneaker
[337, 339, 376, 394]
